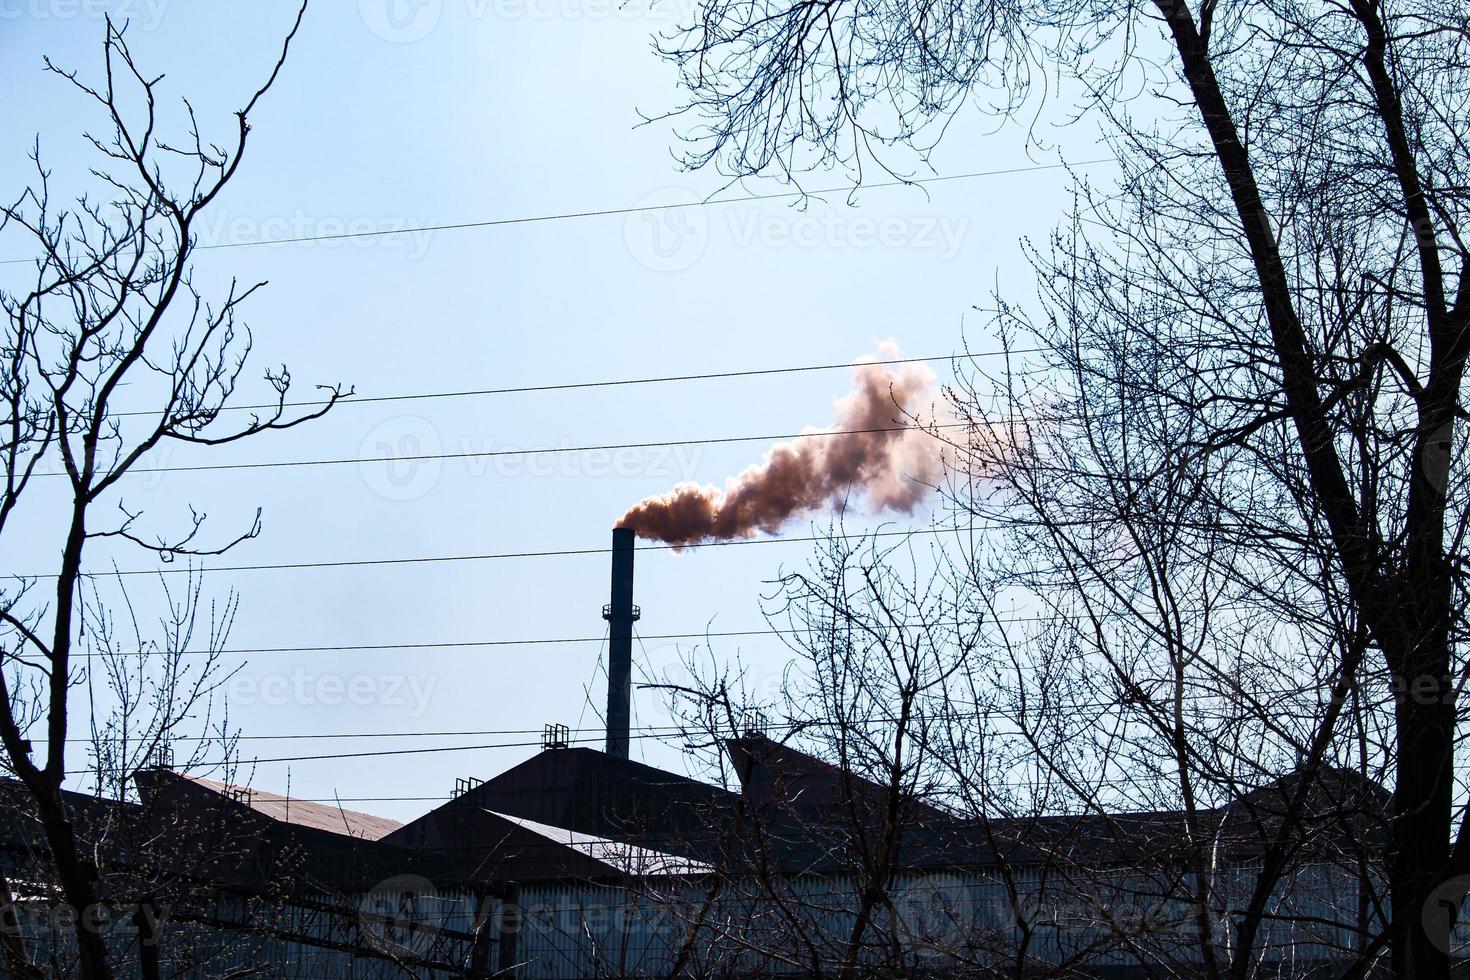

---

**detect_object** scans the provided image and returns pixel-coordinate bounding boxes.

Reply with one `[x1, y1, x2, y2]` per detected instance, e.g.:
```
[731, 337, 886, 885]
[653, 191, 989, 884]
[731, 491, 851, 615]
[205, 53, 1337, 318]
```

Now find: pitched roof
[133, 768, 457, 891]
[726, 734, 956, 825]
[487, 809, 710, 877]
[461, 747, 738, 862]
[175, 774, 404, 841]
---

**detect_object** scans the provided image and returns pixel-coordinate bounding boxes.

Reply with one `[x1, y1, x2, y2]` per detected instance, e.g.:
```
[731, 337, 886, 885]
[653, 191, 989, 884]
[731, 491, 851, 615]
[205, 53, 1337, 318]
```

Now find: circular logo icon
[359, 874, 445, 958]
[623, 188, 709, 273]
[359, 0, 443, 43]
[893, 873, 973, 958]
[358, 416, 443, 501]
[1424, 875, 1470, 954]
[1422, 419, 1455, 494]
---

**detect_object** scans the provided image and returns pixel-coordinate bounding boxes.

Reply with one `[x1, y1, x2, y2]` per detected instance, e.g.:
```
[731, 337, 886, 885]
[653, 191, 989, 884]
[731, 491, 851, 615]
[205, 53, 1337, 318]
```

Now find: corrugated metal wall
[509, 862, 1392, 979]
[5, 884, 484, 978]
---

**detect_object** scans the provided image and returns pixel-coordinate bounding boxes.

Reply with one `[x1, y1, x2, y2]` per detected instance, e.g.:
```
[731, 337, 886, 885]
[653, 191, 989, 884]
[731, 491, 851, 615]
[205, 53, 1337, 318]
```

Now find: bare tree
[652, 529, 1083, 978]
[654, 0, 1469, 975]
[0, 6, 342, 977]
[651, 524, 1391, 978]
[82, 568, 243, 802]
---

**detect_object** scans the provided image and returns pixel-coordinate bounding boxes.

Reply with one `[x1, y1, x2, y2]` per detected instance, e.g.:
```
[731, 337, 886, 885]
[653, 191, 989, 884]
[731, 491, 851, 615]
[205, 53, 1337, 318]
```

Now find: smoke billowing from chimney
[617, 342, 943, 546]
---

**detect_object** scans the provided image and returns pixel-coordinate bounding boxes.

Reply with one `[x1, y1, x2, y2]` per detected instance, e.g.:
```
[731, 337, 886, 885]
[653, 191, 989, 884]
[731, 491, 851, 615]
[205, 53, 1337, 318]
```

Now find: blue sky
[1, 2, 1106, 818]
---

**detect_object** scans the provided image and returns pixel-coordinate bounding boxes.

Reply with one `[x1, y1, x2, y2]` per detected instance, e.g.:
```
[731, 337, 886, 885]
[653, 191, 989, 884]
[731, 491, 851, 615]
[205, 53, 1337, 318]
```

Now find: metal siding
[509, 862, 1385, 978]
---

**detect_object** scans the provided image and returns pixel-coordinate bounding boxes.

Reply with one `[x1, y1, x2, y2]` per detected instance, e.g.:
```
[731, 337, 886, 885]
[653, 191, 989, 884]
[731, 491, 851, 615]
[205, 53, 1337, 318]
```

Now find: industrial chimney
[603, 527, 639, 758]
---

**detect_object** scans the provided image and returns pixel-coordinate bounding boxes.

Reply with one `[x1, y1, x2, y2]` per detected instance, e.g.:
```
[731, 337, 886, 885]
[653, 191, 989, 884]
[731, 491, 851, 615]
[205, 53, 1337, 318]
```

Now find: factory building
[0, 530, 1403, 977]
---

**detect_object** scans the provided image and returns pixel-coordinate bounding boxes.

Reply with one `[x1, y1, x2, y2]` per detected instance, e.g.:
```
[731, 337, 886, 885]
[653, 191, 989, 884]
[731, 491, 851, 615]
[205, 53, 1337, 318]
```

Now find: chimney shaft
[603, 527, 639, 758]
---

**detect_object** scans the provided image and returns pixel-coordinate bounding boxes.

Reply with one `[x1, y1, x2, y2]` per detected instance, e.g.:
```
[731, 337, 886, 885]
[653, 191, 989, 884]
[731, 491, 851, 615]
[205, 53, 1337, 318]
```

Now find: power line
[1, 158, 1113, 268]
[137, 691, 1339, 768]
[192, 160, 1112, 252]
[38, 422, 971, 479]
[73, 733, 645, 771]
[143, 723, 678, 744]
[211, 731, 882, 764]
[74, 674, 1334, 744]
[29, 510, 1167, 582]
[281, 797, 458, 805]
[45, 527, 959, 579]
[115, 352, 1029, 417]
[63, 598, 1286, 659]
[73, 625, 950, 659]
[47, 507, 1250, 582]
[35, 509, 1290, 582]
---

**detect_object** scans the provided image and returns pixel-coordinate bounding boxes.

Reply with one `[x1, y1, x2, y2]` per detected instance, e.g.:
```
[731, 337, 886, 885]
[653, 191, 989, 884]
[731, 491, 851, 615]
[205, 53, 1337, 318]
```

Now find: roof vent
[742, 710, 770, 738]
[542, 723, 570, 750]
[150, 742, 175, 770]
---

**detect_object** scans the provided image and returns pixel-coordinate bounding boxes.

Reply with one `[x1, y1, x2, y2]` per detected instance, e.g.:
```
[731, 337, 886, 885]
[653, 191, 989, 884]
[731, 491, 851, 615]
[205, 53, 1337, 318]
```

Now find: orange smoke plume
[618, 343, 943, 546]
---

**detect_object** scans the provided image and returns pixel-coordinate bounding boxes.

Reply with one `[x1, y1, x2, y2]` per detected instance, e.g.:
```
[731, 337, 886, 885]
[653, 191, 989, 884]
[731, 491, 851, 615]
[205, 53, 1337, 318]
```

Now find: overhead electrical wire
[63, 624, 983, 659]
[31, 511, 1270, 582]
[6, 154, 1310, 799]
[64, 598, 1278, 659]
[113, 690, 1344, 769]
[74, 674, 1333, 745]
[35, 527, 966, 580]
[188, 159, 1112, 253]
[37, 421, 976, 479]
[112, 350, 1046, 417]
[0, 158, 1113, 269]
[78, 723, 690, 745]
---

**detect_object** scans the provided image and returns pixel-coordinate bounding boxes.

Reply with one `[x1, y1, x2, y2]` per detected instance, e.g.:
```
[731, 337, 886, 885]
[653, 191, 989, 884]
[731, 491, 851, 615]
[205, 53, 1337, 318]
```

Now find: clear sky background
[0, 1, 1111, 819]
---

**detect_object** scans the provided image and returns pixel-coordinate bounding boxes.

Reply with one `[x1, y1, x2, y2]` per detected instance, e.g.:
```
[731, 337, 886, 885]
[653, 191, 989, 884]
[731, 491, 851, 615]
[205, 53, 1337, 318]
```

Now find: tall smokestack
[603, 527, 639, 758]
